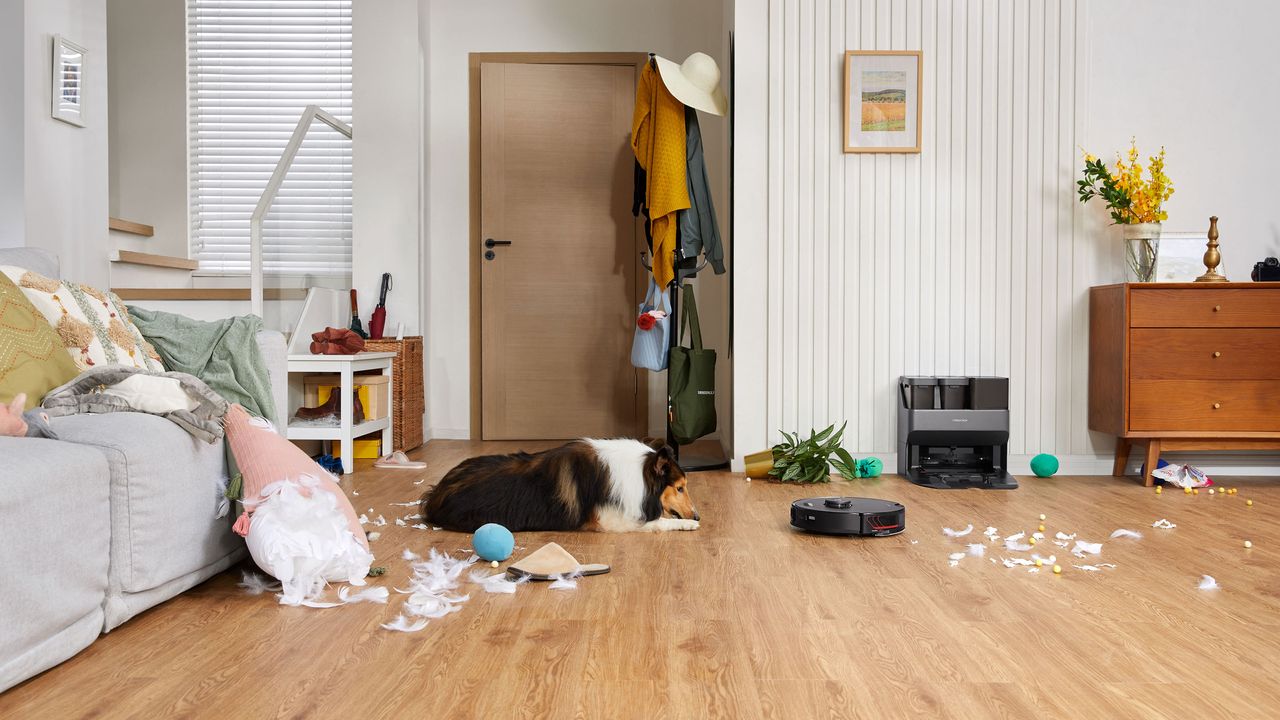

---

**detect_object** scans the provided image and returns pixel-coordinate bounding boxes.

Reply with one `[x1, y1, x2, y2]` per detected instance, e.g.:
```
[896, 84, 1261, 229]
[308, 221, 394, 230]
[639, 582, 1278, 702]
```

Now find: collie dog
[420, 439, 700, 533]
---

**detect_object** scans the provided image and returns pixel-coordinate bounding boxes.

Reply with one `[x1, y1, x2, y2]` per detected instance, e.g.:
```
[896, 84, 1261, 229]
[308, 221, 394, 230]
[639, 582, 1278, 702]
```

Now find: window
[187, 0, 352, 276]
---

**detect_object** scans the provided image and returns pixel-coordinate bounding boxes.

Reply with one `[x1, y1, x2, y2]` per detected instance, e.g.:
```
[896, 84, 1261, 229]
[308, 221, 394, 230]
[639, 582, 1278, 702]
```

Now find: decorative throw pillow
[0, 266, 164, 372]
[0, 273, 80, 410]
[223, 404, 372, 605]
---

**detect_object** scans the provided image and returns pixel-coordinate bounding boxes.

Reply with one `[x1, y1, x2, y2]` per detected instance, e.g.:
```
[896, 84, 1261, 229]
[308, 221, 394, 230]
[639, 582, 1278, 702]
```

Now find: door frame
[468, 52, 651, 439]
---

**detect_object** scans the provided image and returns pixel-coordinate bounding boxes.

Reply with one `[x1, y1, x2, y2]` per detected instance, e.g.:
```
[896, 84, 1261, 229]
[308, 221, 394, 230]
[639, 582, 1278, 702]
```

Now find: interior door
[480, 62, 643, 439]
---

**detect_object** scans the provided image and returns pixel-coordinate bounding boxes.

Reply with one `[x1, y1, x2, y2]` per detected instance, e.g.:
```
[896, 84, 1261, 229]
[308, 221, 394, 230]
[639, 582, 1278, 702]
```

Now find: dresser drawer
[1130, 328, 1280, 379]
[1130, 380, 1280, 431]
[1130, 288, 1280, 328]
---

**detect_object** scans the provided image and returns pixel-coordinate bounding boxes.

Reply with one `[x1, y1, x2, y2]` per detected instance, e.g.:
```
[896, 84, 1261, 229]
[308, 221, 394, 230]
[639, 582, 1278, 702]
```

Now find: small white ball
[491, 560, 499, 568]
[1039, 514, 1046, 521]
[1244, 540, 1253, 549]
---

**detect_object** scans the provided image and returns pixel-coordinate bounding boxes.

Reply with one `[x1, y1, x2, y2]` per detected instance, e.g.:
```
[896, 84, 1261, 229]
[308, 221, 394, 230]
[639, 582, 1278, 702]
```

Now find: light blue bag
[631, 278, 671, 371]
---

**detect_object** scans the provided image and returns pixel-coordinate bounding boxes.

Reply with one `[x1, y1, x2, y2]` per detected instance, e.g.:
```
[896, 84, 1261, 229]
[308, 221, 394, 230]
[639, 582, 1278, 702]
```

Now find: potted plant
[744, 423, 858, 483]
[1077, 139, 1174, 282]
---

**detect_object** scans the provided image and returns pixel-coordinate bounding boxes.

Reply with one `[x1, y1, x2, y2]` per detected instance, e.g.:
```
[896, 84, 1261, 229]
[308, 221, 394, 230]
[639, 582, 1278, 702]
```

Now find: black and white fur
[420, 439, 699, 533]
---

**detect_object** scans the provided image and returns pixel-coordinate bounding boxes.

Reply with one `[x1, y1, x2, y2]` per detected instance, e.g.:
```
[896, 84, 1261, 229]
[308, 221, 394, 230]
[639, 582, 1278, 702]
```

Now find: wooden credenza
[1089, 282, 1280, 485]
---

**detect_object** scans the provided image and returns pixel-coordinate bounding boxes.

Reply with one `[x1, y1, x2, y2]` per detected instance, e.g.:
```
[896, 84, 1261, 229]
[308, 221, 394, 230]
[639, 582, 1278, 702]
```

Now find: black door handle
[485, 238, 512, 248]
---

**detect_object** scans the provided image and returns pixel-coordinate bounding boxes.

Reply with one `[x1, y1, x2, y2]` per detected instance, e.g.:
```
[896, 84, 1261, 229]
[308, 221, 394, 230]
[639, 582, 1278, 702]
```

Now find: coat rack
[640, 249, 729, 472]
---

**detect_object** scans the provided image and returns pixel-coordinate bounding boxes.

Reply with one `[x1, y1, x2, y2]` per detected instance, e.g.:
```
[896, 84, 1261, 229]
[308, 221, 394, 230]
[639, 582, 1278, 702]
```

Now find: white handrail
[249, 105, 353, 318]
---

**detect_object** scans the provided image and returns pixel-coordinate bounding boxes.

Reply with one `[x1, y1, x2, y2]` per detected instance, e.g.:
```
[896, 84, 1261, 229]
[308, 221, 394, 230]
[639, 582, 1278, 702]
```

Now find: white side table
[285, 351, 395, 474]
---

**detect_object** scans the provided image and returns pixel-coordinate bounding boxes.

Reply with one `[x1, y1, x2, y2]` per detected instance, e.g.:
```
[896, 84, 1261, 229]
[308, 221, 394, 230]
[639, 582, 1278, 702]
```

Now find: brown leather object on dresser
[1089, 283, 1280, 486]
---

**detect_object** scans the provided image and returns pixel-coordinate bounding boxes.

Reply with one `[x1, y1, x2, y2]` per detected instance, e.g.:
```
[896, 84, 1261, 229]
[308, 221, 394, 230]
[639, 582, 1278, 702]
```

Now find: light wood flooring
[3, 441, 1279, 719]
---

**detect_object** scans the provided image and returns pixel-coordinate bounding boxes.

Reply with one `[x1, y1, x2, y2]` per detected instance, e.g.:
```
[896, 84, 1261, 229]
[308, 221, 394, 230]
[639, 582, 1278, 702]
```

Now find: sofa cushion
[48, 413, 243, 605]
[0, 272, 80, 410]
[0, 437, 110, 692]
[0, 266, 163, 373]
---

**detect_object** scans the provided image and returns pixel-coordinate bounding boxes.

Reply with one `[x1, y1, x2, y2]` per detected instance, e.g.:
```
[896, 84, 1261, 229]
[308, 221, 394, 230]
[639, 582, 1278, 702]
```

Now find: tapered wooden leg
[1112, 437, 1131, 477]
[1142, 439, 1161, 487]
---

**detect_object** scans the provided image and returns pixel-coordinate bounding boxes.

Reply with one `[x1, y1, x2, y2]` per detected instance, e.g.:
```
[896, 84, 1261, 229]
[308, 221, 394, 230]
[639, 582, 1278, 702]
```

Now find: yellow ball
[1035, 559, 1043, 567]
[1029, 537, 1037, 545]
[1193, 489, 1199, 495]
[1039, 524, 1046, 532]
[1184, 487, 1193, 495]
[1244, 540, 1253, 549]
[1052, 565, 1062, 574]
[1155, 486, 1162, 494]
[1247, 500, 1254, 506]
[1039, 514, 1047, 521]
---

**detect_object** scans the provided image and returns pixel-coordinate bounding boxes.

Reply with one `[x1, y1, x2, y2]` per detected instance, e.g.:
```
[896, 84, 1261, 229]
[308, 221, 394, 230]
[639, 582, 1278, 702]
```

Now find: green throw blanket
[127, 307, 278, 428]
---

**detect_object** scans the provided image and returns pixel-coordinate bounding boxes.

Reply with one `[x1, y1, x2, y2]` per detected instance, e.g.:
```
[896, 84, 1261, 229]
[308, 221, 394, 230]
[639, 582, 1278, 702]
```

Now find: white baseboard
[427, 427, 470, 440]
[727, 452, 1280, 478]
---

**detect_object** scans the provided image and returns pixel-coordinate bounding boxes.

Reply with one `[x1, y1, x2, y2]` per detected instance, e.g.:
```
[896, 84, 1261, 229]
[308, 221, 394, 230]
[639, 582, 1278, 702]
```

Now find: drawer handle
[1213, 402, 1222, 409]
[1213, 351, 1222, 358]
[1213, 305, 1221, 312]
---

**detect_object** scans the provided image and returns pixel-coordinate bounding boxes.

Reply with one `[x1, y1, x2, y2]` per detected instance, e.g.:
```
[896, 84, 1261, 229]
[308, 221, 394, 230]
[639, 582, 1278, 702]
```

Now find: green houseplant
[756, 423, 857, 484]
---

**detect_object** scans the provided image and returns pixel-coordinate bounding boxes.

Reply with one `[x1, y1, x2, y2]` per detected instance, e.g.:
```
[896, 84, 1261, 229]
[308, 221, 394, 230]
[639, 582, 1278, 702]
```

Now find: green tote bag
[669, 283, 717, 445]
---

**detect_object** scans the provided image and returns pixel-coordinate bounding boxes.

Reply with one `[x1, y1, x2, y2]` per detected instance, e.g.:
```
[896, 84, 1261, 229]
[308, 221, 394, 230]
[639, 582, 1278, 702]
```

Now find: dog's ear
[640, 436, 667, 452]
[651, 444, 677, 483]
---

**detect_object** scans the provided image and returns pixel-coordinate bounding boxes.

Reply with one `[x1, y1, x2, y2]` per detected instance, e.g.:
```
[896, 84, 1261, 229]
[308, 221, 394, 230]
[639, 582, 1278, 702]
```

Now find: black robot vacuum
[790, 497, 906, 536]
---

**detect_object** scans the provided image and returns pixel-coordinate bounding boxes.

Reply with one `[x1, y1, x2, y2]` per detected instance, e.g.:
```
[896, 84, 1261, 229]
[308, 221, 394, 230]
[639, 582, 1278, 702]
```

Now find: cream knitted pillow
[0, 266, 164, 372]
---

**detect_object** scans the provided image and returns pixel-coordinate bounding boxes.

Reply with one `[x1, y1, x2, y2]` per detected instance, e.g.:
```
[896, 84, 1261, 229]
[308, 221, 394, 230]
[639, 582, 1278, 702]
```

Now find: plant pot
[744, 449, 775, 479]
[1121, 222, 1162, 282]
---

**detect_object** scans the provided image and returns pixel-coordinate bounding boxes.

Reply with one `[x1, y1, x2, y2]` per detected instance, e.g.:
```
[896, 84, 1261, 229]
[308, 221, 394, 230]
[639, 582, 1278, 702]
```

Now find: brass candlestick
[1195, 216, 1228, 283]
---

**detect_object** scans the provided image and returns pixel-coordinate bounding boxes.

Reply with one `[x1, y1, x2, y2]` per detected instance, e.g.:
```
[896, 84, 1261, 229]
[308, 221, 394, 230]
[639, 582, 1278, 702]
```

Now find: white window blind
[187, 0, 352, 276]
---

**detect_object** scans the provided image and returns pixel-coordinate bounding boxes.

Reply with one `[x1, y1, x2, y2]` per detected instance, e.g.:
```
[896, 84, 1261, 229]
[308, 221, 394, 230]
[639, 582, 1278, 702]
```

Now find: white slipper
[374, 451, 426, 469]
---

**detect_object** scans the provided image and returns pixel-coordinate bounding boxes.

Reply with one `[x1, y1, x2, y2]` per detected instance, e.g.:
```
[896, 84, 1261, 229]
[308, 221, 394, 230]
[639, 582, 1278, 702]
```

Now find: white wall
[731, 0, 1280, 475]
[352, 0, 421, 339]
[24, 0, 109, 288]
[0, 0, 23, 248]
[423, 0, 732, 439]
[106, 0, 187, 259]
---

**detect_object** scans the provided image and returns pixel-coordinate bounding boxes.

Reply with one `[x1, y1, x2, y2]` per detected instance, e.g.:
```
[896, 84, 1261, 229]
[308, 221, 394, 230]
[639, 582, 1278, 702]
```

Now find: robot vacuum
[790, 497, 906, 536]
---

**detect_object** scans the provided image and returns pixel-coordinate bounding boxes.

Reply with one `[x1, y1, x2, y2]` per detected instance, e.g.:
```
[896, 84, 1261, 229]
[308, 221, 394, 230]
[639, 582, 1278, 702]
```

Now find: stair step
[108, 217, 155, 237]
[110, 250, 199, 271]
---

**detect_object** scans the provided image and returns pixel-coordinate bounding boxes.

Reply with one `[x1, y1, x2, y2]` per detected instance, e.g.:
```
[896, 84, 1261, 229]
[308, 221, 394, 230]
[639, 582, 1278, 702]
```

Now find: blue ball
[472, 523, 515, 562]
[1029, 453, 1059, 478]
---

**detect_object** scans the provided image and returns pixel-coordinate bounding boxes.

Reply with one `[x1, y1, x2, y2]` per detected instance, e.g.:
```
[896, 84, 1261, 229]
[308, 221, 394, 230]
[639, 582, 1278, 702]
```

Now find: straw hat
[654, 52, 728, 116]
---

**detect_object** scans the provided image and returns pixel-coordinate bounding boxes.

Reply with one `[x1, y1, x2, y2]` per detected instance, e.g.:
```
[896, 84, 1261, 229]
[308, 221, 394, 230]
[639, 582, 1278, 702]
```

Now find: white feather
[367, 532, 381, 542]
[1110, 529, 1143, 540]
[338, 585, 389, 604]
[237, 571, 281, 596]
[381, 615, 428, 633]
[967, 543, 986, 557]
[403, 548, 421, 561]
[585, 438, 654, 523]
[1054, 531, 1076, 541]
[948, 552, 966, 562]
[469, 569, 530, 594]
[548, 570, 582, 590]
[1073, 540, 1103, 555]
[1152, 519, 1177, 529]
[1031, 553, 1056, 565]
[1198, 575, 1219, 590]
[942, 524, 973, 538]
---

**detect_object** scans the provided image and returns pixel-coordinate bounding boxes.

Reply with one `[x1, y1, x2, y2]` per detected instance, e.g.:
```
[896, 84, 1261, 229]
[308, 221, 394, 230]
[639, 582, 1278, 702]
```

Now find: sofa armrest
[255, 330, 288, 433]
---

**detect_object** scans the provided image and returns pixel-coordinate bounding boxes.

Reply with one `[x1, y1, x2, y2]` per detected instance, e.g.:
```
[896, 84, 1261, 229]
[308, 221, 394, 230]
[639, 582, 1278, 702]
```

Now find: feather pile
[942, 524, 973, 538]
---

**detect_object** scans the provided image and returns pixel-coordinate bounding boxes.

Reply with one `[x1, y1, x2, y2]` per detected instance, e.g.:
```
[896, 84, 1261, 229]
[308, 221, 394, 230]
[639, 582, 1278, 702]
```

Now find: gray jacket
[678, 108, 726, 275]
[42, 366, 229, 443]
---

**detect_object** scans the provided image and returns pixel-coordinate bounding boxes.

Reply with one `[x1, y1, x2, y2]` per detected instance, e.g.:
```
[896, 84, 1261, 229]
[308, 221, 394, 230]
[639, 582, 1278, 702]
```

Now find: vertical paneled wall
[735, 0, 1100, 464]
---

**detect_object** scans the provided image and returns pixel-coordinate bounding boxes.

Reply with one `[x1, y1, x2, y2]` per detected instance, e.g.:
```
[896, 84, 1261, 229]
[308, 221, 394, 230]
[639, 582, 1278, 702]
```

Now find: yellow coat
[631, 62, 689, 288]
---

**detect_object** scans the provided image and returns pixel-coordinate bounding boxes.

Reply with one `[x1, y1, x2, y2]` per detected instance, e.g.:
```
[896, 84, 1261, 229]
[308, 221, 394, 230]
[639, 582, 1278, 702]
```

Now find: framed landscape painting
[844, 50, 921, 153]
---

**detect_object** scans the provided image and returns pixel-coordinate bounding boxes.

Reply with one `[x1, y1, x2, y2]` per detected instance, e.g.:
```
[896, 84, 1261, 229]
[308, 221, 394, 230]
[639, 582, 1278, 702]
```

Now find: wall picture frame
[51, 34, 87, 127]
[843, 50, 921, 154]
[1154, 232, 1209, 282]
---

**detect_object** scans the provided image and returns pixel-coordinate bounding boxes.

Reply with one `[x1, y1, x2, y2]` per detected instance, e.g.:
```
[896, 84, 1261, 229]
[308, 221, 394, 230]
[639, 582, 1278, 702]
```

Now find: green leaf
[830, 459, 853, 479]
[781, 463, 803, 481]
[812, 424, 835, 444]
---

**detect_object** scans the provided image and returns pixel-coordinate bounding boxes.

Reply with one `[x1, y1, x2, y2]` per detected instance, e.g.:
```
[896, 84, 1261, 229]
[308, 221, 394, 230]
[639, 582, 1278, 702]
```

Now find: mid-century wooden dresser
[1089, 282, 1280, 485]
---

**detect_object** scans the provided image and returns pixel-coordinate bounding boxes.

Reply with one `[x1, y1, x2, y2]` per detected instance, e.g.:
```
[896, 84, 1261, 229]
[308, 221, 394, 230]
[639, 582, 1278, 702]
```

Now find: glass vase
[1122, 222, 1162, 283]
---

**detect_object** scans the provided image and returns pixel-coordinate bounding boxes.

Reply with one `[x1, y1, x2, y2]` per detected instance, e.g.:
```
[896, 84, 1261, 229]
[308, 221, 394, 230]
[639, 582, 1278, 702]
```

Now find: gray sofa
[0, 248, 288, 692]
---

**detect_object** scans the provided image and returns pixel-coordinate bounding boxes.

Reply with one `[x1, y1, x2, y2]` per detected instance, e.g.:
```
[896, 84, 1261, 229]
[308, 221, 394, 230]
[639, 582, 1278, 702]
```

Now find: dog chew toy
[472, 523, 515, 563]
[854, 457, 883, 478]
[1030, 454, 1059, 478]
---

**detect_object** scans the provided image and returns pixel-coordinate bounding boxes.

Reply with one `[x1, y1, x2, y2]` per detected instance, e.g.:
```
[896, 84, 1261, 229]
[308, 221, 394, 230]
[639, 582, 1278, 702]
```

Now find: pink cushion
[224, 404, 367, 551]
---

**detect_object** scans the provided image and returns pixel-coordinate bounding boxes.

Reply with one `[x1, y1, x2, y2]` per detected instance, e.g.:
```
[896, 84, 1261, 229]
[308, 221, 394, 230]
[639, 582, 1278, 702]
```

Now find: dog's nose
[693, 511, 700, 521]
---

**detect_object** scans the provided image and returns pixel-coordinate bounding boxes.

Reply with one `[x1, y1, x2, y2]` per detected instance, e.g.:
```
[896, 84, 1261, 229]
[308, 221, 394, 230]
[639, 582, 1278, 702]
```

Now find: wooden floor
[3, 441, 1279, 719]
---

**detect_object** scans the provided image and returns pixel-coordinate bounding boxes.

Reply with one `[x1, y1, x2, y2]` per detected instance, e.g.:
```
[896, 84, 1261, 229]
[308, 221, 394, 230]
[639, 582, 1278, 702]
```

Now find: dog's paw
[674, 519, 700, 531]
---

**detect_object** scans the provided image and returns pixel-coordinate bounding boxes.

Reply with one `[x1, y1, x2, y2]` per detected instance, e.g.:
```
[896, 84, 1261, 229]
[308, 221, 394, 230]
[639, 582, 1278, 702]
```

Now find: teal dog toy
[1029, 453, 1059, 478]
[855, 457, 883, 478]
[472, 523, 515, 562]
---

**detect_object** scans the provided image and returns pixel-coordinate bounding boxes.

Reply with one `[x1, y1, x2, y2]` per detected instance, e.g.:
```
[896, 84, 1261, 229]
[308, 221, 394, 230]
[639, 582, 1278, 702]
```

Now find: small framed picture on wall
[844, 50, 921, 153]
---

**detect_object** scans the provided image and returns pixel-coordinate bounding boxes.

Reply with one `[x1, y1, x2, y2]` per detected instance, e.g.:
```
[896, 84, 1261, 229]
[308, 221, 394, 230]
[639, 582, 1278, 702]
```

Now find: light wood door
[480, 62, 643, 439]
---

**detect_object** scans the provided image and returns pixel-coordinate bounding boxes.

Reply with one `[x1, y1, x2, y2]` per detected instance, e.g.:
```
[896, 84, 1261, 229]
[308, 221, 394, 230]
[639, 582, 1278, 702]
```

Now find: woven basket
[362, 337, 424, 451]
